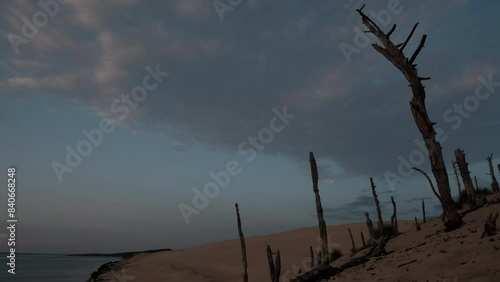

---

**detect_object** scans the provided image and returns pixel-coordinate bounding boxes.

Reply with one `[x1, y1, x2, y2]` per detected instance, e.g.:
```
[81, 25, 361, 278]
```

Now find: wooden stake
[235, 203, 248, 282]
[414, 217, 421, 231]
[348, 228, 356, 253]
[422, 199, 426, 223]
[390, 196, 398, 234]
[309, 152, 330, 265]
[309, 246, 314, 268]
[360, 231, 366, 247]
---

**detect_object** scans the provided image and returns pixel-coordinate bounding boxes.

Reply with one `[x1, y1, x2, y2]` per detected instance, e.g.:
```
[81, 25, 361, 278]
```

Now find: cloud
[2, 0, 499, 180]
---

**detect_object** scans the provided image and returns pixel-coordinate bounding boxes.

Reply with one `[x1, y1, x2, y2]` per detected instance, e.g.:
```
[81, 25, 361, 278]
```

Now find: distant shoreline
[85, 248, 173, 281]
[68, 248, 172, 259]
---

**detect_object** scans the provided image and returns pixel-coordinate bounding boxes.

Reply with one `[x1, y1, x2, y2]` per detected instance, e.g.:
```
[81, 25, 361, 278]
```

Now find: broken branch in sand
[235, 203, 248, 282]
[481, 212, 499, 238]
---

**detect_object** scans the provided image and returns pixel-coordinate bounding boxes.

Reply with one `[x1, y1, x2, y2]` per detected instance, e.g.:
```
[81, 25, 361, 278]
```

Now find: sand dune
[95, 204, 499, 282]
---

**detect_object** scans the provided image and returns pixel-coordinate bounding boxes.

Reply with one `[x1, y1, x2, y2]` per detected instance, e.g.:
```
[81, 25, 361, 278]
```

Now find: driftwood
[390, 196, 398, 234]
[309, 152, 330, 265]
[415, 217, 421, 231]
[235, 203, 248, 282]
[370, 177, 384, 236]
[480, 212, 498, 238]
[486, 154, 500, 193]
[361, 231, 366, 247]
[266, 245, 281, 282]
[404, 242, 426, 252]
[397, 259, 417, 268]
[290, 233, 388, 281]
[455, 149, 477, 205]
[461, 194, 486, 217]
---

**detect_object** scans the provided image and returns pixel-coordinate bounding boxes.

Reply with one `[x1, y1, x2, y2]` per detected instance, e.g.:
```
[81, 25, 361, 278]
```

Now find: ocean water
[0, 253, 120, 282]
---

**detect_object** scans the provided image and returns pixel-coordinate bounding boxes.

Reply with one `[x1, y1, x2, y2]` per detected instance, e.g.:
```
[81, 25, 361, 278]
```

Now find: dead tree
[474, 175, 480, 192]
[348, 228, 356, 253]
[480, 212, 498, 238]
[452, 161, 463, 196]
[414, 217, 421, 231]
[266, 245, 281, 282]
[360, 231, 366, 247]
[365, 212, 376, 243]
[486, 154, 500, 193]
[455, 149, 477, 204]
[498, 164, 500, 175]
[422, 199, 426, 223]
[369, 177, 384, 236]
[357, 6, 462, 231]
[235, 203, 248, 282]
[309, 152, 330, 265]
[390, 196, 398, 234]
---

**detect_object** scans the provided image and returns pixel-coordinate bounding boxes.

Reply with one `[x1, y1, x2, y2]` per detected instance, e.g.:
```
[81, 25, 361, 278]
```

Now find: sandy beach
[92, 201, 499, 282]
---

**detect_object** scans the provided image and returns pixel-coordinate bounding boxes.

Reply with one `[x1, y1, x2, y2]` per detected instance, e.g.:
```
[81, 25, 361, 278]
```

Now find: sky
[0, 0, 499, 254]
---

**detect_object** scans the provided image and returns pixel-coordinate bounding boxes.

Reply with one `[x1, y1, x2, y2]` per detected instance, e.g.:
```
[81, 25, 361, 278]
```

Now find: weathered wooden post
[360, 231, 366, 247]
[235, 203, 248, 282]
[348, 228, 356, 253]
[309, 152, 330, 265]
[422, 199, 426, 223]
[414, 217, 421, 231]
[390, 196, 398, 234]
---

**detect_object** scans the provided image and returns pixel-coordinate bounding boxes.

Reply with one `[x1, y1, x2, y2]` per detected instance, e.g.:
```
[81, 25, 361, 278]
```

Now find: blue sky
[0, 0, 499, 253]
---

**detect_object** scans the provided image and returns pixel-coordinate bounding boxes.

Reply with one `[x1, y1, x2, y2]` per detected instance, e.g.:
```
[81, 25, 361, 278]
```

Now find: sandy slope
[95, 204, 499, 282]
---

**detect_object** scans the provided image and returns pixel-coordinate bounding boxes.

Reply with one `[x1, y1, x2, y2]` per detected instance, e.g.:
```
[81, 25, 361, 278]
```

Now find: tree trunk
[486, 154, 500, 193]
[356, 7, 462, 231]
[235, 203, 248, 282]
[455, 149, 477, 204]
[309, 152, 330, 265]
[452, 161, 463, 196]
[370, 177, 384, 236]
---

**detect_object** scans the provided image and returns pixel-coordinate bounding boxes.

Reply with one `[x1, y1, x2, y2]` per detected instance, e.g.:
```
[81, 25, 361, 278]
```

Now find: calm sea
[0, 253, 120, 282]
